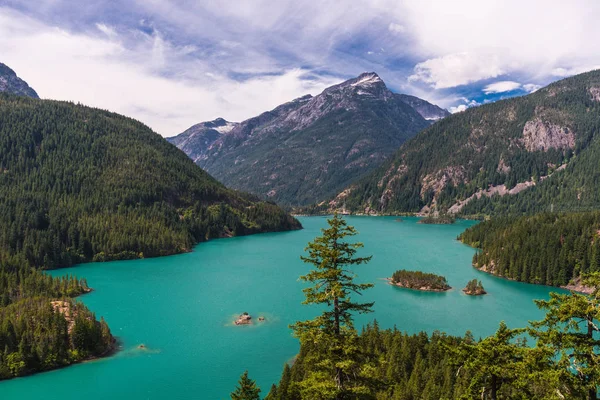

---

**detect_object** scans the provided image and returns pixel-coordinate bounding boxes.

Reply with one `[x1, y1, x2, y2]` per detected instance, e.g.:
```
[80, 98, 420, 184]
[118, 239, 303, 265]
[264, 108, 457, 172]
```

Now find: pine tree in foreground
[530, 272, 600, 400]
[231, 370, 261, 400]
[290, 213, 374, 399]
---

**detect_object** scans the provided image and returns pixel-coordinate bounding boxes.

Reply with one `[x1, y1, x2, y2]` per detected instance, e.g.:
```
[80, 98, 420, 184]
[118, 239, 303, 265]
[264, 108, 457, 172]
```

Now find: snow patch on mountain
[214, 122, 236, 134]
[351, 73, 383, 87]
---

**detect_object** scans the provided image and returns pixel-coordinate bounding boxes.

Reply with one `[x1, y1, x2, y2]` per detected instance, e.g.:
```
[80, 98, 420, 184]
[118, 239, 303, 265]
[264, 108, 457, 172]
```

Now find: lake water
[0, 217, 566, 399]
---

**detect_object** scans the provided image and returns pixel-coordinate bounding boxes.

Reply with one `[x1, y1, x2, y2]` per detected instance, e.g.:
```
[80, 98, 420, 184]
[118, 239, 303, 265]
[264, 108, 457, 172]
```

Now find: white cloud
[388, 23, 405, 34]
[522, 83, 542, 93]
[449, 98, 479, 114]
[409, 52, 505, 89]
[449, 104, 468, 113]
[5, 0, 600, 133]
[401, 0, 600, 88]
[551, 65, 600, 77]
[0, 8, 340, 137]
[95, 23, 117, 38]
[483, 80, 521, 94]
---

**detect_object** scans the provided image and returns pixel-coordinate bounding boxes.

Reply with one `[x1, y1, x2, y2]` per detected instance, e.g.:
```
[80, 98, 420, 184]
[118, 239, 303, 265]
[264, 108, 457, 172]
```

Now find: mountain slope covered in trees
[0, 93, 300, 269]
[169, 73, 448, 205]
[327, 70, 600, 216]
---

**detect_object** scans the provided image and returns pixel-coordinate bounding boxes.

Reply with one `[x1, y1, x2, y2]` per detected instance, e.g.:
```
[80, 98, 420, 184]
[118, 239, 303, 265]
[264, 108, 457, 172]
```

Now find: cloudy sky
[1, 0, 599, 137]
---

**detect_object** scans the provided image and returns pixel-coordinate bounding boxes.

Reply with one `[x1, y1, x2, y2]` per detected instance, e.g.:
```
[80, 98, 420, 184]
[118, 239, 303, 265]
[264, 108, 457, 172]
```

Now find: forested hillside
[0, 93, 300, 269]
[327, 70, 600, 216]
[459, 212, 600, 287]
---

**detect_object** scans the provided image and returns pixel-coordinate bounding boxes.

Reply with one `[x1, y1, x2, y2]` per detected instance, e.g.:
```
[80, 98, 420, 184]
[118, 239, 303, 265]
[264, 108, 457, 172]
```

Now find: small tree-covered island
[463, 279, 487, 296]
[418, 214, 456, 225]
[389, 269, 451, 292]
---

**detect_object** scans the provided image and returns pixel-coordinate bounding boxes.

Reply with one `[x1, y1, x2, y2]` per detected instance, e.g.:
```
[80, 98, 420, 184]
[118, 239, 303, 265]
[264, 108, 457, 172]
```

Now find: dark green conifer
[290, 213, 374, 398]
[230, 370, 261, 400]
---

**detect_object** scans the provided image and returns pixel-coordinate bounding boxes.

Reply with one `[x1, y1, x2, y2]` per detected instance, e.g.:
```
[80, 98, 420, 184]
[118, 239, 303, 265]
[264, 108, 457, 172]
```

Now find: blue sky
[1, 0, 599, 136]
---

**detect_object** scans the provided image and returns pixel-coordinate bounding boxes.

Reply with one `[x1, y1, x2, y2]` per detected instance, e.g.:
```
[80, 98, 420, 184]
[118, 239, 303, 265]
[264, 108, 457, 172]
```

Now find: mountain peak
[0, 62, 39, 98]
[203, 118, 236, 133]
[170, 70, 447, 205]
[322, 71, 389, 100]
[350, 72, 383, 87]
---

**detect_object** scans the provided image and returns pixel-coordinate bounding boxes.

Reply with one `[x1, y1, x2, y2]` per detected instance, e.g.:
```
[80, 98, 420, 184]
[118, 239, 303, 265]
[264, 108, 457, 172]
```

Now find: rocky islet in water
[234, 312, 266, 325]
[463, 279, 487, 296]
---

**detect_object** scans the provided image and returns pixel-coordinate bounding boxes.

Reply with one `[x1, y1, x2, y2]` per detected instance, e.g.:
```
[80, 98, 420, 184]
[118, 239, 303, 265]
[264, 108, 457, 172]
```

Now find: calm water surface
[0, 217, 566, 399]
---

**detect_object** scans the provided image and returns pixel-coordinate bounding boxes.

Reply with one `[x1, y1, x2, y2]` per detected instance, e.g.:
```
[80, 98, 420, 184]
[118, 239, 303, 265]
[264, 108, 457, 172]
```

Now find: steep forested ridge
[0, 93, 300, 269]
[328, 70, 600, 216]
[459, 212, 600, 287]
[169, 73, 446, 206]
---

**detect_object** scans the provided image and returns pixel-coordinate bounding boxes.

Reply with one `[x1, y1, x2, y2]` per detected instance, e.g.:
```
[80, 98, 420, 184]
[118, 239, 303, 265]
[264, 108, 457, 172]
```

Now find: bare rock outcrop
[589, 87, 600, 102]
[51, 301, 76, 333]
[420, 166, 466, 198]
[562, 276, 596, 295]
[235, 312, 252, 325]
[522, 119, 575, 152]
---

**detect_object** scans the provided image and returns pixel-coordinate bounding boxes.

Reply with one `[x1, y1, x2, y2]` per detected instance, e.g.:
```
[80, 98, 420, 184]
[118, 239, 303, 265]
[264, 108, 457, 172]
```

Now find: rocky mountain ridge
[169, 72, 448, 205]
[0, 62, 38, 98]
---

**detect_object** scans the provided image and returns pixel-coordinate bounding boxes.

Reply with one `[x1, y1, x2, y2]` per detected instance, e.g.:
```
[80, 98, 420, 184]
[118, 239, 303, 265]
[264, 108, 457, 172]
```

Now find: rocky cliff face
[521, 118, 575, 152]
[169, 73, 447, 205]
[0, 63, 38, 98]
[328, 69, 600, 216]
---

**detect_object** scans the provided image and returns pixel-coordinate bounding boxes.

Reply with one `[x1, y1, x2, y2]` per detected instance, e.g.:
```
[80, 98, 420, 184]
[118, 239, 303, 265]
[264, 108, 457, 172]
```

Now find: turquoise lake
[0, 216, 567, 399]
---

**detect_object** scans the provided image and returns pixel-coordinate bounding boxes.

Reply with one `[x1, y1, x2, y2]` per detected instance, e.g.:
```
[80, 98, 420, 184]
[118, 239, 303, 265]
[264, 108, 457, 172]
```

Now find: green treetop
[452, 322, 527, 399]
[230, 370, 261, 400]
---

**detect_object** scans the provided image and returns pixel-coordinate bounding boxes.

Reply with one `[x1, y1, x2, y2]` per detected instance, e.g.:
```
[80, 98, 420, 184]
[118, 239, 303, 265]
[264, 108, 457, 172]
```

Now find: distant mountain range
[169, 72, 449, 205]
[326, 69, 600, 216]
[0, 63, 38, 98]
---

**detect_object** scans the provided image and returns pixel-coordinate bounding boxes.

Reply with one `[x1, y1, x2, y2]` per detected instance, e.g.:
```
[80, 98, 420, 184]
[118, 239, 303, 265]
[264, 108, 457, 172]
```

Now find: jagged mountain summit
[169, 117, 237, 163]
[169, 72, 448, 205]
[0, 62, 38, 98]
[327, 69, 600, 216]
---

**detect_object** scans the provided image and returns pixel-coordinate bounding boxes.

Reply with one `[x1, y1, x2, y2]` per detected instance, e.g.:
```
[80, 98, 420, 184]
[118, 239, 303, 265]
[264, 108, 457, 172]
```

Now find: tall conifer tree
[291, 213, 374, 399]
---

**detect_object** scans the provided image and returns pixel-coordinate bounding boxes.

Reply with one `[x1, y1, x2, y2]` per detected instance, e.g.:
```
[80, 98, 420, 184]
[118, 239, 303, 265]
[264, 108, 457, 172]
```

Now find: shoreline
[292, 211, 485, 221]
[462, 289, 487, 296]
[468, 263, 589, 295]
[459, 238, 594, 295]
[0, 337, 120, 383]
